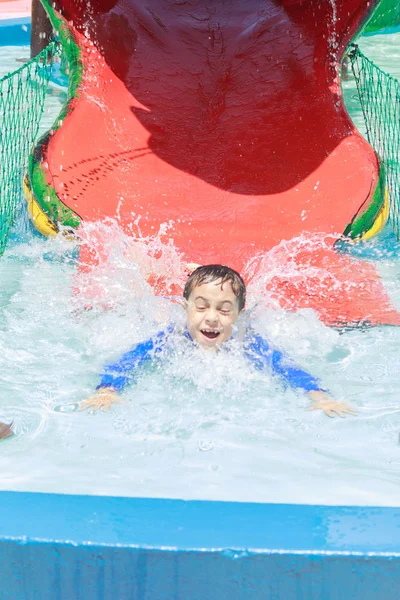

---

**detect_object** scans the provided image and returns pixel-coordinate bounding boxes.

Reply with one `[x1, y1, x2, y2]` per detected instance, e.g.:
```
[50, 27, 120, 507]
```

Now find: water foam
[1, 223, 400, 505]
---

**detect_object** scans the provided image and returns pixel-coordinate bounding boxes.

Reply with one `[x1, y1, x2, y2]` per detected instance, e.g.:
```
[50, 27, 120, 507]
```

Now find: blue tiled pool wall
[1, 491, 400, 600]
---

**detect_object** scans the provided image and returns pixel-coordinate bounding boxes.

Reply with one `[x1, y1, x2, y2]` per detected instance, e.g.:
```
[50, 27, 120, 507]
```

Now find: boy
[80, 265, 354, 417]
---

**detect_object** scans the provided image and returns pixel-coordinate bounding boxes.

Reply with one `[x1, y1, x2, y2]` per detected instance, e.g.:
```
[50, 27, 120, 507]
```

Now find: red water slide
[28, 0, 400, 326]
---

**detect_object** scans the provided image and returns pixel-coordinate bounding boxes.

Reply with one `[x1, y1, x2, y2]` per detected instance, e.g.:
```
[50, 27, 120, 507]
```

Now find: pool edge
[1, 490, 400, 598]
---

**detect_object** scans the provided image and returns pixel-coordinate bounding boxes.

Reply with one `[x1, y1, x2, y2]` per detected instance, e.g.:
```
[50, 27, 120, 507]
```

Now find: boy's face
[185, 279, 242, 349]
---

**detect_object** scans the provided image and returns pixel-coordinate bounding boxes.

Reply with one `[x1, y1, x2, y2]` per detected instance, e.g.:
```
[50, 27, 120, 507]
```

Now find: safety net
[0, 41, 59, 255]
[349, 44, 400, 238]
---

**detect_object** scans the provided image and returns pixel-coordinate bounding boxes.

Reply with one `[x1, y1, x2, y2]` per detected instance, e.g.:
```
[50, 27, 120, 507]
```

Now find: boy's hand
[79, 387, 119, 413]
[0, 422, 13, 439]
[306, 390, 356, 418]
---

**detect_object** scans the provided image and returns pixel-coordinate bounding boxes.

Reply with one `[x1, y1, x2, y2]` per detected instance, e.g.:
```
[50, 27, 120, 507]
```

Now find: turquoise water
[1, 34, 400, 505]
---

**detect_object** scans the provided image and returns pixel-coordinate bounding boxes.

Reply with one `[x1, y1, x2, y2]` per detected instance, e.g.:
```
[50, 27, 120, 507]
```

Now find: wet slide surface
[34, 0, 400, 325]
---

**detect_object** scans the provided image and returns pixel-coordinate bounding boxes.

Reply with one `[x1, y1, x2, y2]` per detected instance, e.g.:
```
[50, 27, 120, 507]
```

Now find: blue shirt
[97, 326, 323, 394]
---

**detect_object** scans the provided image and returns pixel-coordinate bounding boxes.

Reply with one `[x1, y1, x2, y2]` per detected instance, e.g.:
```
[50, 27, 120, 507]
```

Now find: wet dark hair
[183, 264, 246, 311]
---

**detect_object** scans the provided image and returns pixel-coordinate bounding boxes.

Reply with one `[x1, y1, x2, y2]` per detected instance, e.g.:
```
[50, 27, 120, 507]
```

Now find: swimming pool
[1, 16, 400, 600]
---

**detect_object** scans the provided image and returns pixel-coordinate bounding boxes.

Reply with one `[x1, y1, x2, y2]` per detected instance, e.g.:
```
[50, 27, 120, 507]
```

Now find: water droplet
[197, 440, 215, 452]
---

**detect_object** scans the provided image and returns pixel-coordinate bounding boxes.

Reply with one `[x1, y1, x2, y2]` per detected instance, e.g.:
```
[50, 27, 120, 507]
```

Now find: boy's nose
[205, 310, 218, 325]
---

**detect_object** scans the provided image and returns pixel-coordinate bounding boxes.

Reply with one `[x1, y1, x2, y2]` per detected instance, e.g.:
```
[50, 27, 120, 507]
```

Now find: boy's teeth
[202, 330, 219, 339]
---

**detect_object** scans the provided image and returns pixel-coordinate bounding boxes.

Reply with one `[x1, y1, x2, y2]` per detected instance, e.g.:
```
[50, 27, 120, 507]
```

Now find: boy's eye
[196, 306, 206, 311]
[220, 309, 231, 315]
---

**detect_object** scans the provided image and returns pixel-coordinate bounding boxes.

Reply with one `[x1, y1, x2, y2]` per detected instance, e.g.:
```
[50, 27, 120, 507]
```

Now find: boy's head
[183, 265, 246, 349]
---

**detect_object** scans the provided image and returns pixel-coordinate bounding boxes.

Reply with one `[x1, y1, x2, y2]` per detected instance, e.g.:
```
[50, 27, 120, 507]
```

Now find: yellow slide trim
[360, 186, 389, 241]
[23, 175, 58, 238]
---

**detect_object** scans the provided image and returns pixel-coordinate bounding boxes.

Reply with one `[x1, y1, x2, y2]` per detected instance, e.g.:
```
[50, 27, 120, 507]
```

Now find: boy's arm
[245, 333, 355, 417]
[79, 329, 171, 413]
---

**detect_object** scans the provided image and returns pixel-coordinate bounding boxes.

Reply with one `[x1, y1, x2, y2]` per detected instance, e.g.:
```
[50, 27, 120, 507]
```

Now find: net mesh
[349, 44, 400, 238]
[0, 41, 60, 255]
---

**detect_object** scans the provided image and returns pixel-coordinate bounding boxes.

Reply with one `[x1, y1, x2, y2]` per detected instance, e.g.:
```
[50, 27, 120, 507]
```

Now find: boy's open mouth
[201, 330, 220, 340]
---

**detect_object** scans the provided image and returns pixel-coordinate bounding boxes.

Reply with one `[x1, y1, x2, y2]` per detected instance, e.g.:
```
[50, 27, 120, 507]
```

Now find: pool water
[1, 32, 400, 506]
